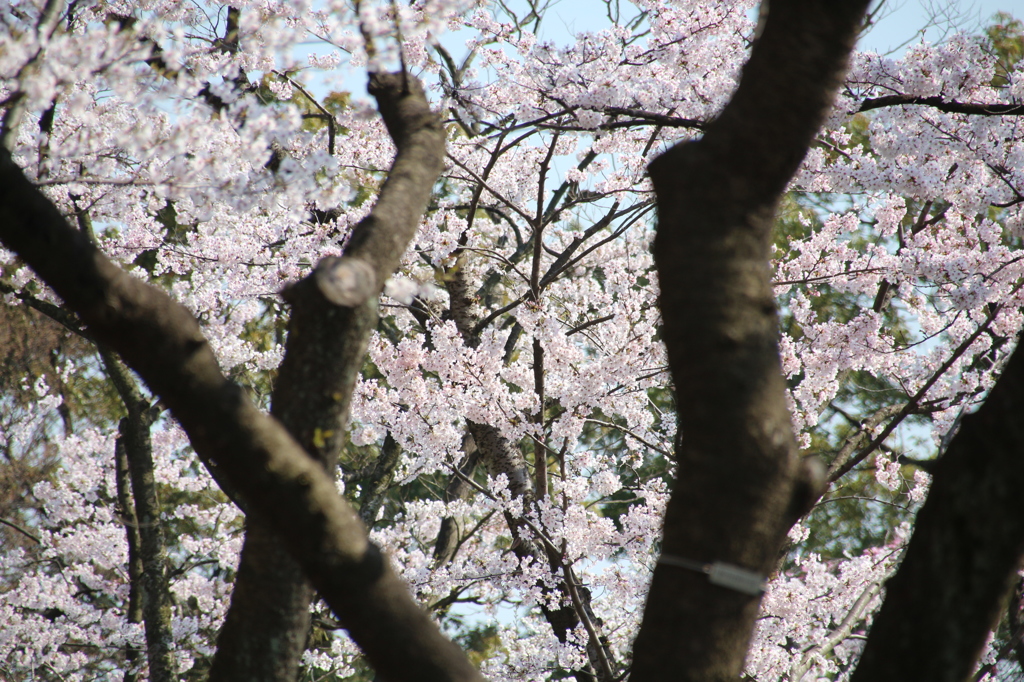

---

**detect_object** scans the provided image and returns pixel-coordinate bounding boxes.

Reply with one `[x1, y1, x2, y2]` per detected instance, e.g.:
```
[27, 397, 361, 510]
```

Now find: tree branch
[828, 304, 1004, 483]
[850, 327, 1024, 681]
[824, 402, 906, 482]
[858, 95, 1024, 116]
[0, 76, 481, 682]
[0, 517, 41, 544]
[211, 71, 449, 682]
[0, 279, 91, 340]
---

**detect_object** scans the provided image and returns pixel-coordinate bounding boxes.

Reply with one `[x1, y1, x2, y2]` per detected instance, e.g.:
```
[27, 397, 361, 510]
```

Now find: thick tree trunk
[209, 523, 316, 682]
[630, 2, 870, 680]
[209, 296, 378, 682]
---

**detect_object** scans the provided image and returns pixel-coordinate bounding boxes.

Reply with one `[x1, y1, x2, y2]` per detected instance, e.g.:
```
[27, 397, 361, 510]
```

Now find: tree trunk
[102, 350, 176, 682]
[630, 2, 870, 679]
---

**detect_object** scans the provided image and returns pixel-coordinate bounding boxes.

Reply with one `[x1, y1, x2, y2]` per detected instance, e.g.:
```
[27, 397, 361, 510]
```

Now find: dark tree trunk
[209, 522, 316, 682]
[114, 435, 144, 682]
[102, 350, 176, 682]
[631, 2, 870, 680]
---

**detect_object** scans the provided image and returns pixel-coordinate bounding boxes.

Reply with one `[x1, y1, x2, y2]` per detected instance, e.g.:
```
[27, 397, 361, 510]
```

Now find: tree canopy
[2, 0, 1024, 681]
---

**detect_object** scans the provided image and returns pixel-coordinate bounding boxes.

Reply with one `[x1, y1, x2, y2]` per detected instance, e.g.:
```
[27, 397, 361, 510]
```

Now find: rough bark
[850, 333, 1024, 682]
[101, 351, 176, 682]
[630, 1, 870, 680]
[433, 437, 482, 565]
[469, 421, 534, 502]
[208, 71, 447, 682]
[114, 436, 144, 682]
[209, 521, 316, 682]
[0, 77, 481, 682]
[208, 290, 377, 682]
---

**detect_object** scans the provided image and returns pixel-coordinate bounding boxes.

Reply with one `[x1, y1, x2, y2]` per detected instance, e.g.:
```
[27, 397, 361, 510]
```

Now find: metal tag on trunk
[707, 562, 765, 596]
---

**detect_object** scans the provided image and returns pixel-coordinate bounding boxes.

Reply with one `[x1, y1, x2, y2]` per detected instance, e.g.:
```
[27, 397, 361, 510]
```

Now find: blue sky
[301, 0, 1023, 101]
[859, 0, 1021, 53]
[533, 0, 1022, 54]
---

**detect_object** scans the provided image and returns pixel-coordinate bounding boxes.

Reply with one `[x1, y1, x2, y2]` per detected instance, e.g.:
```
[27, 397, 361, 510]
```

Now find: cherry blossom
[1, 0, 1023, 679]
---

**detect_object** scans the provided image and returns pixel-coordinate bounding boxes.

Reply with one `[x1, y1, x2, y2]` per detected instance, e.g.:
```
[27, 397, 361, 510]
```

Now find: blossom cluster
[1, 0, 1023, 679]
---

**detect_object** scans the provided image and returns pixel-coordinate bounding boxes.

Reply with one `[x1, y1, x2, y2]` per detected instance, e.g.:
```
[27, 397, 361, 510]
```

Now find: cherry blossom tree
[1, 0, 1024, 681]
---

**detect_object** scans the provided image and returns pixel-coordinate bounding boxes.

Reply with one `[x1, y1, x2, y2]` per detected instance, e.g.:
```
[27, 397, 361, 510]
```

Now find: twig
[828, 298, 1014, 483]
[0, 517, 42, 544]
[566, 314, 615, 337]
[585, 418, 673, 457]
[789, 566, 894, 681]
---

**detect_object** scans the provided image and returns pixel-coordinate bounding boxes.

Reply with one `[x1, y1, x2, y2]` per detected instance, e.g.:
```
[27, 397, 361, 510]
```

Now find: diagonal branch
[0, 75, 481, 682]
[824, 403, 906, 482]
[0, 279, 91, 340]
[828, 304, 1006, 483]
